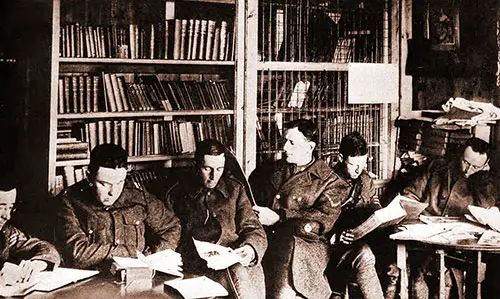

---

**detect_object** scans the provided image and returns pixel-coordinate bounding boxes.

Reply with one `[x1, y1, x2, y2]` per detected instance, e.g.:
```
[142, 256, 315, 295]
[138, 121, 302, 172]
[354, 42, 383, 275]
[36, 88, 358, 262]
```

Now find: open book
[466, 205, 500, 232]
[164, 276, 228, 298]
[192, 238, 243, 270]
[0, 263, 98, 297]
[112, 249, 183, 277]
[348, 195, 428, 241]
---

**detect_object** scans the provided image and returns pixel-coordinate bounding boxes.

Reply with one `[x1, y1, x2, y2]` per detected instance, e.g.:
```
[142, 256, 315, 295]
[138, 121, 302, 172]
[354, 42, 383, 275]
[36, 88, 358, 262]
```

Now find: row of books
[56, 116, 233, 160]
[259, 2, 383, 62]
[257, 72, 352, 110]
[59, 19, 234, 61]
[58, 73, 232, 114]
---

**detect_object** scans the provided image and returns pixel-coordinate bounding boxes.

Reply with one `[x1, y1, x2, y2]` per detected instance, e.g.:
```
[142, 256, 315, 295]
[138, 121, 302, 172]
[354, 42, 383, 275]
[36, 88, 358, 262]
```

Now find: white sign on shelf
[348, 63, 398, 104]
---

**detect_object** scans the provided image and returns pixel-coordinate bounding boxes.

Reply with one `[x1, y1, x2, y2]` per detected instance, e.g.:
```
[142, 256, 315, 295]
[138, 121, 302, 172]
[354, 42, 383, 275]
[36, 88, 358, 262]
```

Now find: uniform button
[275, 194, 280, 199]
[292, 196, 296, 200]
[135, 220, 140, 225]
[212, 213, 217, 218]
[297, 197, 302, 202]
[207, 191, 211, 195]
[88, 229, 93, 234]
[304, 223, 312, 233]
[116, 240, 120, 245]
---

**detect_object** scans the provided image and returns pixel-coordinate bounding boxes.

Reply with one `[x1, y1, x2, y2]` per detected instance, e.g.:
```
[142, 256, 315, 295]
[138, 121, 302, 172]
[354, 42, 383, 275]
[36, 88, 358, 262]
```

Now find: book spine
[205, 20, 216, 60]
[192, 19, 201, 60]
[198, 20, 207, 60]
[218, 21, 227, 61]
[173, 19, 182, 60]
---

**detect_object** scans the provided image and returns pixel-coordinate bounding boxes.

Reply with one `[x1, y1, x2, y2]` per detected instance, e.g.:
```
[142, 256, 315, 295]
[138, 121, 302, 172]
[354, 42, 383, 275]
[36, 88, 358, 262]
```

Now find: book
[346, 195, 428, 241]
[477, 229, 500, 246]
[198, 20, 208, 60]
[164, 276, 228, 299]
[112, 249, 183, 277]
[192, 238, 243, 270]
[467, 205, 500, 232]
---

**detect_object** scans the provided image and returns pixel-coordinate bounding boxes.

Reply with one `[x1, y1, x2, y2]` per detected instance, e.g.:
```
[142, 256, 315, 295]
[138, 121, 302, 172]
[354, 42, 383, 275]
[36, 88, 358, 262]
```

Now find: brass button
[304, 223, 312, 233]
[275, 194, 280, 199]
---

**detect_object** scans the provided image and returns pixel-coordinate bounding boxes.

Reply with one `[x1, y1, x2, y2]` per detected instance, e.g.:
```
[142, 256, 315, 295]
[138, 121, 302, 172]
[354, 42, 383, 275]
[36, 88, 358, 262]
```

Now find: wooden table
[392, 236, 500, 299]
[24, 273, 186, 299]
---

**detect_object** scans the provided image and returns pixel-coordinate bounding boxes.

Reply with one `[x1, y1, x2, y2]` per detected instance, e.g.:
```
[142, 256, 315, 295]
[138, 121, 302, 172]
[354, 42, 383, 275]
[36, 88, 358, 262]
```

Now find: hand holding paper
[193, 238, 243, 270]
[231, 245, 255, 267]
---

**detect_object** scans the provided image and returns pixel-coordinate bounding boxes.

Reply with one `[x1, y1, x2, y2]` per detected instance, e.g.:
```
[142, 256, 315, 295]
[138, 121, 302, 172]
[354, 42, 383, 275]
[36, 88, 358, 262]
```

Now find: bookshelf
[243, 0, 401, 181]
[47, 0, 240, 195]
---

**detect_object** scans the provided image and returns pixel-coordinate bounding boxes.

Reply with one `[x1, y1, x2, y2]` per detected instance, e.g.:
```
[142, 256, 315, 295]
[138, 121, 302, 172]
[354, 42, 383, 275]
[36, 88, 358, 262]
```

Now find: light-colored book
[164, 276, 228, 298]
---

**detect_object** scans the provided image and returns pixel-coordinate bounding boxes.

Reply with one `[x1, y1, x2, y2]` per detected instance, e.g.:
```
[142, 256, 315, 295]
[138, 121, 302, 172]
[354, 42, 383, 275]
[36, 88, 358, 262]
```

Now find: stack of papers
[193, 238, 243, 270]
[466, 205, 500, 232]
[164, 276, 228, 298]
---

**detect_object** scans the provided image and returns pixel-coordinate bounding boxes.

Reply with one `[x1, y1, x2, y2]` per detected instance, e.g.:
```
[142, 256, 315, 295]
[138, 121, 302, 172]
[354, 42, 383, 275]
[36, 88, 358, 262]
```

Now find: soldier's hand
[232, 245, 255, 267]
[252, 206, 280, 226]
[19, 260, 48, 283]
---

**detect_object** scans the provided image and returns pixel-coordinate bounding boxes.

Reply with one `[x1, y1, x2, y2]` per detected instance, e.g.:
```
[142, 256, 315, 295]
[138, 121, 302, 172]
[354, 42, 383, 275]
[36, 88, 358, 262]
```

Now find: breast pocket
[86, 220, 106, 244]
[122, 213, 146, 250]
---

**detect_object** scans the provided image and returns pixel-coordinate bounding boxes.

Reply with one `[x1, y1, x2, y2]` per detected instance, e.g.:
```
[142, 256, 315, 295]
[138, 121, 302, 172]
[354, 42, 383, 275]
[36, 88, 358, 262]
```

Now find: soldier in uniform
[55, 144, 181, 270]
[165, 139, 267, 299]
[250, 119, 341, 299]
[0, 176, 60, 284]
[326, 131, 385, 299]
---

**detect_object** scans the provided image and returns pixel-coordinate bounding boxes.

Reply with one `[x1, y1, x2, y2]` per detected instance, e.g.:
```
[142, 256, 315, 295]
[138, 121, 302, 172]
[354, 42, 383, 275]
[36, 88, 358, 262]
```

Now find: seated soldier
[164, 139, 267, 299]
[401, 137, 497, 298]
[325, 132, 385, 299]
[0, 176, 60, 285]
[250, 119, 340, 299]
[55, 143, 182, 270]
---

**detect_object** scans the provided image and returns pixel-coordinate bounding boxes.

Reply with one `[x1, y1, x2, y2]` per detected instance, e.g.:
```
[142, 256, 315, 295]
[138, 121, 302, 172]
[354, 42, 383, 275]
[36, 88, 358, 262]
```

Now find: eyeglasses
[461, 157, 489, 172]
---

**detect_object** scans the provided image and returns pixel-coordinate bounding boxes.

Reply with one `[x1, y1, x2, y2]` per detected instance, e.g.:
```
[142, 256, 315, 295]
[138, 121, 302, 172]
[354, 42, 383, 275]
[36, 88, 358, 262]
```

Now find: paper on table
[192, 238, 243, 270]
[0, 266, 98, 297]
[34, 267, 99, 292]
[478, 230, 500, 246]
[164, 276, 228, 299]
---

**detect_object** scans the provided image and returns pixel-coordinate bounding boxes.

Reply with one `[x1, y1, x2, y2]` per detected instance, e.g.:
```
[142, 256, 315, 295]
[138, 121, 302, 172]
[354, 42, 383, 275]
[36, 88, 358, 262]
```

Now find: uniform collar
[186, 175, 231, 200]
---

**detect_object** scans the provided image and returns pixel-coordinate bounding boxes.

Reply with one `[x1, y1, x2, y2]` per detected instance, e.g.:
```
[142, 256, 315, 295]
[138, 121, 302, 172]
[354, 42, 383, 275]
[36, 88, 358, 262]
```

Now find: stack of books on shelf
[395, 119, 473, 158]
[60, 19, 234, 61]
[56, 127, 89, 161]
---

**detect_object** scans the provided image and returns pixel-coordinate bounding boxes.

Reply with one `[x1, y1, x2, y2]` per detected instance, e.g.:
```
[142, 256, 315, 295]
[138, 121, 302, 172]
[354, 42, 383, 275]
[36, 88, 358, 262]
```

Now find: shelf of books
[243, 0, 395, 179]
[48, 0, 238, 195]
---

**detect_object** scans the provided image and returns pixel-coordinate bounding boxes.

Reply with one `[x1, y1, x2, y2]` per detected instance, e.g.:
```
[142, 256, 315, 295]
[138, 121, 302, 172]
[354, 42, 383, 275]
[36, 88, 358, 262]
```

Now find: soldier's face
[283, 127, 315, 166]
[460, 146, 489, 178]
[0, 188, 15, 229]
[92, 167, 127, 206]
[343, 154, 368, 180]
[199, 154, 225, 189]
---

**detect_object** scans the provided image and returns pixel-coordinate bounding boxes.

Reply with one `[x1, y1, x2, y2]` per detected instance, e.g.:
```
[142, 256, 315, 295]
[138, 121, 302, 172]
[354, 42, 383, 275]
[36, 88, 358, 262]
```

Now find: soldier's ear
[308, 140, 316, 151]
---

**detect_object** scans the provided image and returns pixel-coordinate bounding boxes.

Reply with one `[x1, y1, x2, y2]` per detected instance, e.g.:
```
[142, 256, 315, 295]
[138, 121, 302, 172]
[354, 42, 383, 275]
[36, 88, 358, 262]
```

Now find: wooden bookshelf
[46, 0, 241, 195]
[243, 0, 400, 179]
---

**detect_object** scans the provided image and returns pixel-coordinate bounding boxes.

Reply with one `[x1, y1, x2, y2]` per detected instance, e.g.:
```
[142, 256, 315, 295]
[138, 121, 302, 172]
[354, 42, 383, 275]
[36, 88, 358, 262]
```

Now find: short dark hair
[88, 144, 128, 176]
[339, 131, 368, 158]
[465, 137, 490, 157]
[194, 139, 227, 166]
[0, 174, 17, 192]
[285, 119, 318, 143]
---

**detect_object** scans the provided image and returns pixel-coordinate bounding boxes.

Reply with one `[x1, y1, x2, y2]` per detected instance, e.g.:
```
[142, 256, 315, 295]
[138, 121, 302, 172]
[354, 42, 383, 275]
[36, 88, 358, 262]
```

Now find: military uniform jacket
[56, 180, 181, 269]
[250, 158, 342, 299]
[0, 222, 61, 268]
[401, 159, 497, 216]
[165, 174, 267, 273]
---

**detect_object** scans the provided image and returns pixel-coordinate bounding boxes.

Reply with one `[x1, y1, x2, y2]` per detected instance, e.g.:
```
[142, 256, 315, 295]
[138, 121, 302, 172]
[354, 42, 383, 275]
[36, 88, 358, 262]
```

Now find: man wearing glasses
[402, 137, 495, 217]
[401, 137, 497, 298]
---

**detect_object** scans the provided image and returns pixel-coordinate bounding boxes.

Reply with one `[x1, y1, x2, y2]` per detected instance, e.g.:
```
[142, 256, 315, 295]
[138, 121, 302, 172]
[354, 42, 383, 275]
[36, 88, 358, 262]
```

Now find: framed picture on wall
[425, 0, 460, 51]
